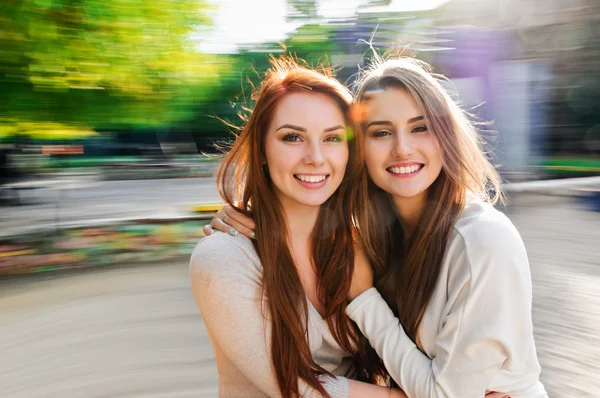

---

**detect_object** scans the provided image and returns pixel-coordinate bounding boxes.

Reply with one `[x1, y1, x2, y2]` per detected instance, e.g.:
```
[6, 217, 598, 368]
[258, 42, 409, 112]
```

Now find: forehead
[269, 92, 346, 129]
[364, 87, 422, 122]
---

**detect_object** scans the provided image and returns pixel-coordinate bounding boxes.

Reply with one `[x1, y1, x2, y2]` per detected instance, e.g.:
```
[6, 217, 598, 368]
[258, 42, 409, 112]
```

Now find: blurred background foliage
[0, 0, 598, 173]
[0, 0, 360, 145]
[0, 0, 222, 131]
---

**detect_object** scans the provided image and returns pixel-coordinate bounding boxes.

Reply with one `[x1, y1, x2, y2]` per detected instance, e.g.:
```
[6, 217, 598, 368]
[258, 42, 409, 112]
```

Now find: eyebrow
[276, 124, 306, 132]
[365, 120, 393, 129]
[408, 116, 425, 124]
[324, 124, 345, 132]
[365, 116, 425, 129]
[275, 124, 345, 133]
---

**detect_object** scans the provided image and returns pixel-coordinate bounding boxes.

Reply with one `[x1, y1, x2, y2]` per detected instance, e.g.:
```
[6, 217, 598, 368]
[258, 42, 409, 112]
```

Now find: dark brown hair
[354, 57, 502, 347]
[217, 56, 385, 397]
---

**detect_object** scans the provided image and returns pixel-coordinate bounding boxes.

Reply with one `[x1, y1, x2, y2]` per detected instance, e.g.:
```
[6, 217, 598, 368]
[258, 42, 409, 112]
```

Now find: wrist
[349, 285, 371, 302]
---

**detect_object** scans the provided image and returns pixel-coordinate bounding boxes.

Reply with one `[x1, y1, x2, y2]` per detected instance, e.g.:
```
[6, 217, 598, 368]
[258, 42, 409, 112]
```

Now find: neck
[390, 192, 427, 238]
[280, 201, 320, 248]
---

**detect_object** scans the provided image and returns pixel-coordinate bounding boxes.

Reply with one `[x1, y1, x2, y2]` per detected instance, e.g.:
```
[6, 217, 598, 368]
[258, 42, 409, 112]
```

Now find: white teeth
[296, 174, 327, 183]
[388, 165, 422, 175]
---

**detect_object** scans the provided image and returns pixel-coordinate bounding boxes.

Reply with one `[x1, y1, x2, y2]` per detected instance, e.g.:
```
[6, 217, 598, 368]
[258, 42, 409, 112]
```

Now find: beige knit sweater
[190, 232, 353, 398]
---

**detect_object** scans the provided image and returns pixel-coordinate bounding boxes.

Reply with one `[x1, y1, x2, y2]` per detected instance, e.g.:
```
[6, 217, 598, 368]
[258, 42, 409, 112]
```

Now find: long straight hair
[217, 56, 386, 397]
[353, 57, 502, 347]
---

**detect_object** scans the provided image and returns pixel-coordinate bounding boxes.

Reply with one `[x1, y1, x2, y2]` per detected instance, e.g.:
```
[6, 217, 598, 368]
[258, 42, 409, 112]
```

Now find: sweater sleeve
[346, 220, 536, 398]
[190, 234, 349, 398]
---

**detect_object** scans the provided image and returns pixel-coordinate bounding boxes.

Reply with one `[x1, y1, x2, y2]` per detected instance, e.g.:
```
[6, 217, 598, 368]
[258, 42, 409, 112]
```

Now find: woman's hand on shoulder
[203, 204, 256, 239]
[348, 245, 374, 302]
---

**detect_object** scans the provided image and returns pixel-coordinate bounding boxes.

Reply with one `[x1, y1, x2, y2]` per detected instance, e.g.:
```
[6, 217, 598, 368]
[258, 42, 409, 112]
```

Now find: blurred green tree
[0, 0, 233, 137]
[186, 21, 343, 146]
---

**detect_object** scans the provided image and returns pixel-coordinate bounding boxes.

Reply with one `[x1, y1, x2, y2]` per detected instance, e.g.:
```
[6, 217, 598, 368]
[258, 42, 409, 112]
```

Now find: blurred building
[325, 0, 599, 175]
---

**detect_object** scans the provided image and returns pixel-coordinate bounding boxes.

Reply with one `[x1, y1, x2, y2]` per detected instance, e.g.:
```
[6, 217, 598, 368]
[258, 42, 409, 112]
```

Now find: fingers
[206, 205, 255, 240]
[203, 224, 215, 236]
[223, 204, 256, 230]
[209, 208, 230, 233]
[208, 215, 254, 240]
[210, 216, 235, 234]
[229, 220, 255, 240]
[214, 207, 227, 221]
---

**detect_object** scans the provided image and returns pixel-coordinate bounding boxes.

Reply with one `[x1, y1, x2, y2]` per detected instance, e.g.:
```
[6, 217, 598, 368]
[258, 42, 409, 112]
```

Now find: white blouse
[347, 196, 548, 398]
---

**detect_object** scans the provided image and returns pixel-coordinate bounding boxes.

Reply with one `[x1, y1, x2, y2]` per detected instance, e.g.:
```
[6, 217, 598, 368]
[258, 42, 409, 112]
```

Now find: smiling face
[264, 91, 349, 211]
[363, 87, 443, 205]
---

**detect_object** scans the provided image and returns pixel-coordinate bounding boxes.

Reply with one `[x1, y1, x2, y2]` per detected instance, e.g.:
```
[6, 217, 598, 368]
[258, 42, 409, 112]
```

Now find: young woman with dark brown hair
[190, 57, 404, 398]
[344, 57, 547, 398]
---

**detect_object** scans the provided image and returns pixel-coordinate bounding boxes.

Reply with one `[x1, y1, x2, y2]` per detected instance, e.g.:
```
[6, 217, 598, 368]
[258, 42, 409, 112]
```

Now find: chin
[299, 198, 329, 207]
[389, 187, 424, 199]
[295, 194, 332, 207]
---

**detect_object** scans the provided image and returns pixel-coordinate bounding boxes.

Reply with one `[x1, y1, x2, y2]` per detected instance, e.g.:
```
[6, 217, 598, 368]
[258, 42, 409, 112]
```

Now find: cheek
[365, 144, 382, 181]
[336, 146, 350, 171]
[363, 141, 375, 163]
[364, 141, 384, 171]
[417, 135, 442, 164]
[428, 139, 444, 168]
[324, 145, 349, 173]
[423, 138, 444, 182]
[263, 140, 276, 164]
[265, 143, 295, 169]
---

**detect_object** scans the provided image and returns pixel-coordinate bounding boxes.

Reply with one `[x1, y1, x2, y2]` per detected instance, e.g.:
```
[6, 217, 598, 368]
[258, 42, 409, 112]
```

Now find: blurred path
[506, 195, 600, 396]
[0, 262, 217, 398]
[1, 195, 599, 397]
[0, 178, 221, 234]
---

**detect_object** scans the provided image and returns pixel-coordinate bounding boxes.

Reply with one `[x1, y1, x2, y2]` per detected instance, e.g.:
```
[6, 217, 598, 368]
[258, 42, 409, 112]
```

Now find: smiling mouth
[294, 174, 330, 183]
[386, 164, 424, 175]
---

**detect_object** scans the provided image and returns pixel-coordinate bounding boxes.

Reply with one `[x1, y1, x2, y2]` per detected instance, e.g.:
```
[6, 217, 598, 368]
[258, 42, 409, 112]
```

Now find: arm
[190, 235, 398, 398]
[347, 223, 535, 398]
[348, 380, 408, 398]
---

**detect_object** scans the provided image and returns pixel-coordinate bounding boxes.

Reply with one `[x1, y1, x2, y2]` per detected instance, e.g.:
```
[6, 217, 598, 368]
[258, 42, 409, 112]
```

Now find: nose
[304, 141, 325, 166]
[392, 130, 414, 158]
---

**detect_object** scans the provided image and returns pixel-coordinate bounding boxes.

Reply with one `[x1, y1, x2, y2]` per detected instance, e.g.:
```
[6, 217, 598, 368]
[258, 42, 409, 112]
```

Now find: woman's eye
[282, 133, 302, 142]
[325, 135, 344, 142]
[412, 125, 428, 133]
[371, 130, 392, 138]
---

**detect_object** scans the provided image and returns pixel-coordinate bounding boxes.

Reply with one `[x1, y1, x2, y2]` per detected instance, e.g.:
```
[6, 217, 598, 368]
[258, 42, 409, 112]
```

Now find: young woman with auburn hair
[190, 57, 403, 397]
[207, 56, 546, 398]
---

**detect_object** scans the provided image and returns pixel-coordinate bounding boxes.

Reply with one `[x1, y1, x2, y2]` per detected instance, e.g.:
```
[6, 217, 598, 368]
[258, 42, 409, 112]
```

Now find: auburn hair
[217, 56, 386, 397]
[353, 57, 502, 350]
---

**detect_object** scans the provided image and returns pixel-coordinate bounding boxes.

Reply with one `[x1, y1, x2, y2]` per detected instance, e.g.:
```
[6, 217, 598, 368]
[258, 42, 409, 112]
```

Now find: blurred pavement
[0, 178, 221, 235]
[0, 262, 217, 397]
[1, 194, 599, 397]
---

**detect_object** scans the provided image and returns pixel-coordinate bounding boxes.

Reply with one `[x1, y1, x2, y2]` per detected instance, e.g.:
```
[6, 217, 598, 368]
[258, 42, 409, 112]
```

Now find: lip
[294, 174, 330, 189]
[387, 162, 424, 168]
[386, 163, 424, 178]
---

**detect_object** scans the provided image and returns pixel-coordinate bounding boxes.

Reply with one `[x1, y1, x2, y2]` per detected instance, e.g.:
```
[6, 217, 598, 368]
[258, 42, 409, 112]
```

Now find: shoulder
[189, 232, 262, 282]
[446, 196, 529, 282]
[453, 196, 525, 257]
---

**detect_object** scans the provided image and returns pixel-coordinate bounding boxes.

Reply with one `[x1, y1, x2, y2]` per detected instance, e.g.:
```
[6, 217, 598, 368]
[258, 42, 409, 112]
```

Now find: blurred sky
[199, 0, 451, 53]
